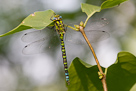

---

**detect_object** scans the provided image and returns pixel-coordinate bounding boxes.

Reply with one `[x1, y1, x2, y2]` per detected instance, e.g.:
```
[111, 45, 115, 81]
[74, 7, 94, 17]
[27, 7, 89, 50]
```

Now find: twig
[79, 26, 108, 91]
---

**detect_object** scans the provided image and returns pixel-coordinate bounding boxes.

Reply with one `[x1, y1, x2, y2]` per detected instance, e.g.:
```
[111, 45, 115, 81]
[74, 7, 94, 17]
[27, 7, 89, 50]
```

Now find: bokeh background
[0, 0, 136, 91]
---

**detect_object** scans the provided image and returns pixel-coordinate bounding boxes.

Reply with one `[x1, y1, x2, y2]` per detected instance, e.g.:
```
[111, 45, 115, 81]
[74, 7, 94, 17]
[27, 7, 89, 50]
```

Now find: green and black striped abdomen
[59, 33, 70, 85]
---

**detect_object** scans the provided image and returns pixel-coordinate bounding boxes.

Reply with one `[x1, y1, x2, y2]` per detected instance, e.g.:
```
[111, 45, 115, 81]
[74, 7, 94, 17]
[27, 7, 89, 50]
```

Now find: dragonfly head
[53, 15, 62, 21]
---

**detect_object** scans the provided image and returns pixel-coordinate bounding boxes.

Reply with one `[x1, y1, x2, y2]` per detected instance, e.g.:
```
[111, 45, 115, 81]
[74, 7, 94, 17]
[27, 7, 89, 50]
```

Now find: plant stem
[79, 26, 108, 91]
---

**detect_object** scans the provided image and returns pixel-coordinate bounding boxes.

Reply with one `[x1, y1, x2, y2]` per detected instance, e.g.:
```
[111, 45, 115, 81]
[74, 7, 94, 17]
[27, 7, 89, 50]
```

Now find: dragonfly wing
[65, 29, 85, 44]
[86, 18, 109, 30]
[65, 17, 109, 44]
[21, 28, 57, 43]
[65, 29, 109, 45]
[21, 30, 47, 43]
[23, 35, 60, 55]
[86, 30, 110, 43]
[22, 38, 47, 55]
[22, 28, 60, 55]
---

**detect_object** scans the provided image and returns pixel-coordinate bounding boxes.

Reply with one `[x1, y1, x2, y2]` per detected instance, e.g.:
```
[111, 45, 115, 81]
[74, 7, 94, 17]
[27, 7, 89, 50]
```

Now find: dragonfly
[22, 15, 109, 85]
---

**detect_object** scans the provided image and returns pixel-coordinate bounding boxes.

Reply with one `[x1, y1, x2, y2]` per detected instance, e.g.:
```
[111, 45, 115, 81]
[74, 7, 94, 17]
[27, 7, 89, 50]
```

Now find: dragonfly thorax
[55, 20, 66, 34]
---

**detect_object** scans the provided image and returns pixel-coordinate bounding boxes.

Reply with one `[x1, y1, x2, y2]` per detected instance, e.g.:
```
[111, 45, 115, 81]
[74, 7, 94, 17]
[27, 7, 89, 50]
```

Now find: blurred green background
[0, 0, 136, 91]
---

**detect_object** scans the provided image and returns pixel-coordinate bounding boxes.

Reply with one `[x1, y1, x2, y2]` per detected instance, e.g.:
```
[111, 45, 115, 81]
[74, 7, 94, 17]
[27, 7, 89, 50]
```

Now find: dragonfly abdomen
[60, 33, 70, 85]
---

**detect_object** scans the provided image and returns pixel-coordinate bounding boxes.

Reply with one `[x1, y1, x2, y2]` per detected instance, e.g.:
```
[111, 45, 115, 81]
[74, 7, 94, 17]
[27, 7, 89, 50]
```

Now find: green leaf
[81, 3, 101, 27]
[68, 57, 104, 91]
[0, 10, 54, 37]
[101, 0, 128, 10]
[107, 52, 136, 91]
[68, 52, 136, 91]
[81, 3, 101, 18]
[81, 1, 128, 27]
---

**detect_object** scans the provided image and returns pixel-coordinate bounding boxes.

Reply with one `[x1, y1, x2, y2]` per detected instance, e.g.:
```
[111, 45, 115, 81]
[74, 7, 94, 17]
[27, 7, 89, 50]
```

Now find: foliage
[68, 52, 136, 91]
[101, 0, 128, 9]
[0, 10, 54, 37]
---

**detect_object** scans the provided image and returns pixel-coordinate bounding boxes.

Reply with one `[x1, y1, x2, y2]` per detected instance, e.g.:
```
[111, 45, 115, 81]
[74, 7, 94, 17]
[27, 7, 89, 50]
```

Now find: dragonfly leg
[50, 13, 56, 21]
[64, 25, 68, 32]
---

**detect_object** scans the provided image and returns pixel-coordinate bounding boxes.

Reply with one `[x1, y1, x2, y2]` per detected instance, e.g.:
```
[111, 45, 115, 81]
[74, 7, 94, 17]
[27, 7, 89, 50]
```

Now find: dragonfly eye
[59, 16, 62, 19]
[53, 17, 56, 20]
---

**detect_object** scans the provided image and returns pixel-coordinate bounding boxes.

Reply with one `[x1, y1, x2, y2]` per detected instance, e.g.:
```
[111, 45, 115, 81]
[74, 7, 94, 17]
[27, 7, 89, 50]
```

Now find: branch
[79, 26, 108, 91]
